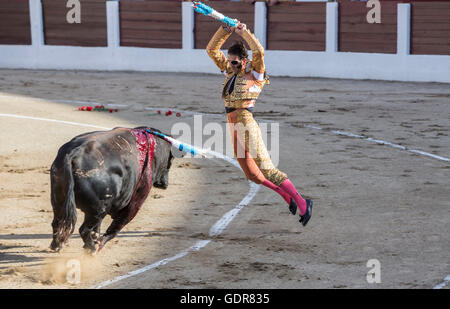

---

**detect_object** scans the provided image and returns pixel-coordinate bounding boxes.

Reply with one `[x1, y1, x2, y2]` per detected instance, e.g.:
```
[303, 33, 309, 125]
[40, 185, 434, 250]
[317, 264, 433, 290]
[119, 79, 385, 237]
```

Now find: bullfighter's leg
[227, 109, 312, 225]
[79, 212, 105, 253]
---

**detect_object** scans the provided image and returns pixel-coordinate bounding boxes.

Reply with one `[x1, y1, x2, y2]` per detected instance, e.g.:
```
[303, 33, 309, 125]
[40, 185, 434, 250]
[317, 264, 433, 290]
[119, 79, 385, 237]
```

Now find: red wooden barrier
[0, 0, 31, 45]
[42, 0, 107, 47]
[338, 0, 398, 54]
[120, 0, 182, 49]
[267, 2, 326, 51]
[411, 1, 450, 55]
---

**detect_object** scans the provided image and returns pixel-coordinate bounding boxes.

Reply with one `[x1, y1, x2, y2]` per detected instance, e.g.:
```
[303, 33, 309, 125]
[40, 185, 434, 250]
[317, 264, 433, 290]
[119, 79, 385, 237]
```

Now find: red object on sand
[115, 109, 118, 112]
[176, 112, 181, 117]
[81, 106, 86, 111]
[109, 109, 113, 113]
[166, 110, 172, 116]
[157, 110, 161, 115]
[87, 106, 93, 111]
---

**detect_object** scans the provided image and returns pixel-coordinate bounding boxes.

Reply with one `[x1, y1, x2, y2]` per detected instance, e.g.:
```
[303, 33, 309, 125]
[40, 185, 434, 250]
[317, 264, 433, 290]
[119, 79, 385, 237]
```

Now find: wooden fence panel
[338, 0, 398, 54]
[120, 0, 182, 49]
[411, 1, 450, 55]
[0, 0, 31, 45]
[42, 0, 107, 47]
[267, 2, 326, 51]
[194, 1, 254, 50]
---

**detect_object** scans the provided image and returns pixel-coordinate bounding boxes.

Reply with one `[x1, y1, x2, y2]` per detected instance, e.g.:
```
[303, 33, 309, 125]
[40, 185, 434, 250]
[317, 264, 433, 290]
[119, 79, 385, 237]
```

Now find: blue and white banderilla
[192, 1, 238, 27]
[146, 129, 208, 158]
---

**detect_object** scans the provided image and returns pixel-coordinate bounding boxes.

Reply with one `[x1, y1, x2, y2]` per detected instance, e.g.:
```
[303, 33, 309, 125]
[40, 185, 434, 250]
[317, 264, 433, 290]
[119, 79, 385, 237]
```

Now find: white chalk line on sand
[34, 95, 450, 163]
[94, 182, 260, 289]
[1, 95, 449, 163]
[433, 275, 450, 289]
[0, 113, 111, 130]
[3, 94, 447, 163]
[0, 112, 260, 289]
[304, 125, 450, 163]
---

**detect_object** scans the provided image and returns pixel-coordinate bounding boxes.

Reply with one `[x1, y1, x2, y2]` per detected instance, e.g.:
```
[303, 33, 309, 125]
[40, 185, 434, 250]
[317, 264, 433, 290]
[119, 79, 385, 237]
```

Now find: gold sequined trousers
[226, 108, 288, 186]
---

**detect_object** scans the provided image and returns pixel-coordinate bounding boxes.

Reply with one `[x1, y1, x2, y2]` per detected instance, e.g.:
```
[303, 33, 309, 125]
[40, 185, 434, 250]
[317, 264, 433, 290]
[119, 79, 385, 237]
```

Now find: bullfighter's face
[227, 54, 247, 75]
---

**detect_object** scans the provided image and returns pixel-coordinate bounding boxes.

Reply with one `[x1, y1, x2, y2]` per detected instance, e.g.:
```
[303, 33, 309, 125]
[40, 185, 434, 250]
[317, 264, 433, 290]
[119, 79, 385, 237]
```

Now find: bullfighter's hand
[235, 22, 247, 36]
[222, 24, 234, 33]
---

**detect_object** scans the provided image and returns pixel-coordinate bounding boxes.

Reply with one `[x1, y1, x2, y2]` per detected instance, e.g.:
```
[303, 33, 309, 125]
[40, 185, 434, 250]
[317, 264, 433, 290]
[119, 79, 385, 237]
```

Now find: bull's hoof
[49, 246, 62, 253]
[84, 248, 97, 256]
[153, 183, 168, 189]
[83, 243, 97, 255]
[49, 241, 62, 252]
[83, 247, 97, 256]
[90, 231, 99, 240]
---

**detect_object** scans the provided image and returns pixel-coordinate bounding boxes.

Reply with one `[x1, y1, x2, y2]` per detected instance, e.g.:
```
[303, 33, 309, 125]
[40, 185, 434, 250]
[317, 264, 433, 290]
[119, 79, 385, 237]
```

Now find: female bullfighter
[206, 22, 313, 226]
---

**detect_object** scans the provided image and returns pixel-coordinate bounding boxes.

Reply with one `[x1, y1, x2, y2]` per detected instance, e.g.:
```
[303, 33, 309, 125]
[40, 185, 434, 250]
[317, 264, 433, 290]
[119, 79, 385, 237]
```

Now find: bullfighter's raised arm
[236, 24, 265, 75]
[206, 25, 233, 73]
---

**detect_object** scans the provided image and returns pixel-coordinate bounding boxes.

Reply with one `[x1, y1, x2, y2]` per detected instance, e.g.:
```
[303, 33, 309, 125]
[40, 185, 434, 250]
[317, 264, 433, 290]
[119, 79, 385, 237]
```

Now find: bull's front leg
[96, 211, 128, 252]
[96, 205, 139, 252]
[98, 183, 151, 252]
[79, 212, 105, 253]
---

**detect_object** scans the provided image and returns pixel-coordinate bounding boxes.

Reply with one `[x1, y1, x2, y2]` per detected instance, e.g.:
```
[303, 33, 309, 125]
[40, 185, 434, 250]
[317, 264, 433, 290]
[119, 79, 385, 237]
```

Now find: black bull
[50, 126, 176, 253]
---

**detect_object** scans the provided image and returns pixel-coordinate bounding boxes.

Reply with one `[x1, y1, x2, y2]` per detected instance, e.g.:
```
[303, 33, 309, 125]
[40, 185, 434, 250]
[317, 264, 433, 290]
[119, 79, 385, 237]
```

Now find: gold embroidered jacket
[206, 26, 269, 108]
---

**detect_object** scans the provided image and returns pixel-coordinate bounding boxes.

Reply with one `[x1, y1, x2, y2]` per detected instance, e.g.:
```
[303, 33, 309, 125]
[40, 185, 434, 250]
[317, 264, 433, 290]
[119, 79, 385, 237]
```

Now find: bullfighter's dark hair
[228, 41, 248, 60]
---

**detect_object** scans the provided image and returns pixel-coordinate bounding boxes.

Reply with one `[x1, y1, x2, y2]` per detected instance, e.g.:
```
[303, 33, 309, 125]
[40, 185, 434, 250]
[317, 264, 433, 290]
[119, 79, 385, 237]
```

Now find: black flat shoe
[289, 198, 297, 215]
[299, 199, 313, 227]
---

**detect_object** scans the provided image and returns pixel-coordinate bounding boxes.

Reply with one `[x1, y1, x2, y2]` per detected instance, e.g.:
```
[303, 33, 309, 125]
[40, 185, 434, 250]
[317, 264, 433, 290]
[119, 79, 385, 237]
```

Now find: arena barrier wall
[0, 0, 449, 83]
[120, 0, 182, 49]
[410, 1, 450, 55]
[0, 0, 31, 45]
[41, 0, 107, 47]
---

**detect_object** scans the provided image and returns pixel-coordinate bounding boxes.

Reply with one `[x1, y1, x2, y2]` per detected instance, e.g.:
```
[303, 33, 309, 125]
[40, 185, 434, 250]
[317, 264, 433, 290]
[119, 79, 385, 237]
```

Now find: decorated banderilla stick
[146, 129, 208, 158]
[192, 1, 237, 27]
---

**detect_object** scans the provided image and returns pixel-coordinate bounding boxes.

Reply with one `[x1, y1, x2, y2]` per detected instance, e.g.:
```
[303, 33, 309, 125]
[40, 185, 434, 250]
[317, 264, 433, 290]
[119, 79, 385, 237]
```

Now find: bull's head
[145, 126, 183, 190]
[153, 148, 174, 189]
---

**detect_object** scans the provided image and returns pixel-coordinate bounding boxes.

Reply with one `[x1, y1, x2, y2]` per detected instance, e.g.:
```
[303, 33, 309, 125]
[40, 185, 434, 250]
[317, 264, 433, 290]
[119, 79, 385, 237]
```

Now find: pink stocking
[279, 179, 307, 215]
[262, 179, 291, 205]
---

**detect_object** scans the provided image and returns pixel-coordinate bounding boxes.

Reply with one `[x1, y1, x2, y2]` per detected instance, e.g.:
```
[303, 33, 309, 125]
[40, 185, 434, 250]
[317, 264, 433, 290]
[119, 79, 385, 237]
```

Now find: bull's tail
[50, 149, 78, 251]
